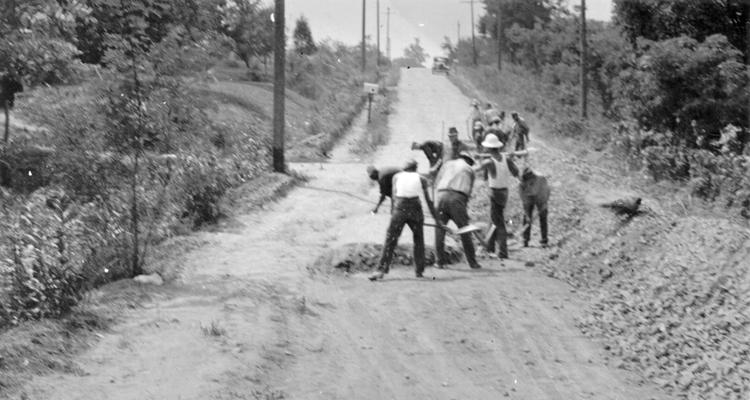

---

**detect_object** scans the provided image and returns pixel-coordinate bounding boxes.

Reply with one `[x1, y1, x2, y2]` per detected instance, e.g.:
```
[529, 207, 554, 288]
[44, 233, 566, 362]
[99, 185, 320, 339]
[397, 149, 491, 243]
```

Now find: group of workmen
[367, 99, 548, 281]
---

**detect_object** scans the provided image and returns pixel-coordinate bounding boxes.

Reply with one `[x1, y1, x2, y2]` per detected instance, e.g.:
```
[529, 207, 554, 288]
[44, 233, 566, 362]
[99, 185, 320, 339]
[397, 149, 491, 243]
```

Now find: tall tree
[293, 15, 317, 55]
[613, 0, 749, 61]
[221, 0, 274, 69]
[478, 0, 562, 62]
[0, 0, 85, 145]
[403, 37, 428, 66]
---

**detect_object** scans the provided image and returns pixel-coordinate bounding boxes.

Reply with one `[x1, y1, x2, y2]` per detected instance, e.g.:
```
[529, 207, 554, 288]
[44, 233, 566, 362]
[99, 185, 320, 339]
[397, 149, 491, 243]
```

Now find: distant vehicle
[432, 57, 450, 75]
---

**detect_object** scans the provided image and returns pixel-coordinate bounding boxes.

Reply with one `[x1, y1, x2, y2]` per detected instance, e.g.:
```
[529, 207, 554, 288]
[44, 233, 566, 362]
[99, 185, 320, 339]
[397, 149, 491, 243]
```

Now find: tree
[403, 38, 428, 67]
[293, 15, 317, 56]
[478, 0, 563, 62]
[0, 0, 85, 146]
[613, 0, 749, 62]
[221, 0, 274, 69]
[615, 34, 749, 147]
[441, 36, 456, 59]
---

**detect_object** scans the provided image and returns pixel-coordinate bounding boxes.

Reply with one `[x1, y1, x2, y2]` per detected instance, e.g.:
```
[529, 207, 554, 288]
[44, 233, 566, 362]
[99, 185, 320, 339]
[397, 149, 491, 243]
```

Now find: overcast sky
[280, 0, 613, 61]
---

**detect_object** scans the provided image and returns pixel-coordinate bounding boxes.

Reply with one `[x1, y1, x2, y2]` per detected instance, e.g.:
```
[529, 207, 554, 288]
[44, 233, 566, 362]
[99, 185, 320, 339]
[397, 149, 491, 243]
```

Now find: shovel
[424, 222, 481, 235]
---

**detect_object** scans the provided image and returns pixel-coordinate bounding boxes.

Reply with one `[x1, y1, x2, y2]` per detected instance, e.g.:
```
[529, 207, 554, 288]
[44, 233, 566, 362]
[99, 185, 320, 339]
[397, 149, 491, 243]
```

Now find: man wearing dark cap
[367, 165, 401, 214]
[446, 126, 470, 160]
[433, 151, 481, 269]
[370, 159, 439, 281]
[426, 126, 470, 177]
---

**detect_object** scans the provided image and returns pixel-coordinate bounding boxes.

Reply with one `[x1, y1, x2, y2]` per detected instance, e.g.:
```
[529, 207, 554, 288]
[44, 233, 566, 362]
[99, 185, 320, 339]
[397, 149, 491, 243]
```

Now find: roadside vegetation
[0, 0, 390, 333]
[445, 1, 749, 399]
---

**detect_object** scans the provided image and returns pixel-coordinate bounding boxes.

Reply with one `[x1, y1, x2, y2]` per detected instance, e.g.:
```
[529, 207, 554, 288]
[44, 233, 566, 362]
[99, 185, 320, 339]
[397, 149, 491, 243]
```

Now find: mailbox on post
[363, 82, 378, 123]
[363, 82, 378, 95]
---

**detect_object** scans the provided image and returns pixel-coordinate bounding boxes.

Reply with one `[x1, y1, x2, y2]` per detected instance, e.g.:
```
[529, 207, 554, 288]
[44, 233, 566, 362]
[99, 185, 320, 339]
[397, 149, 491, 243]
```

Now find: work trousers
[435, 190, 478, 268]
[522, 195, 548, 246]
[378, 197, 425, 275]
[488, 188, 509, 258]
[515, 135, 528, 151]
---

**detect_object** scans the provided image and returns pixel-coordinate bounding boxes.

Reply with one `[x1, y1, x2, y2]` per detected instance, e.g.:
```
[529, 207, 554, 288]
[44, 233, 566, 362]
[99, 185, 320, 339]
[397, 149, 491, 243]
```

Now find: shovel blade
[455, 224, 481, 235]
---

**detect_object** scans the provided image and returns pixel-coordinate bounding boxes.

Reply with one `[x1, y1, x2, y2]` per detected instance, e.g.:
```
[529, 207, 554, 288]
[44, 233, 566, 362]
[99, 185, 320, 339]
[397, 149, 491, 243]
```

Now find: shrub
[0, 191, 109, 326]
[615, 34, 749, 147]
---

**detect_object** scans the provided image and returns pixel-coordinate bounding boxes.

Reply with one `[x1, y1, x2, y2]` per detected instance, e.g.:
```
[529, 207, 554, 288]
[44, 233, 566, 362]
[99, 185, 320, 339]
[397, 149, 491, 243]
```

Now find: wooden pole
[3, 101, 9, 145]
[470, 0, 477, 65]
[580, 0, 588, 119]
[386, 7, 391, 61]
[362, 0, 366, 73]
[273, 0, 286, 172]
[496, 8, 502, 71]
[376, 0, 380, 66]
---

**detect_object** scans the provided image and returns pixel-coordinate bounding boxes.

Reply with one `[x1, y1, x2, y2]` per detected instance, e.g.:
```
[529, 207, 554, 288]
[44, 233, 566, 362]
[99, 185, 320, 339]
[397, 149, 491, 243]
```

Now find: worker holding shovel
[474, 134, 520, 260]
[369, 159, 441, 281]
[434, 151, 482, 270]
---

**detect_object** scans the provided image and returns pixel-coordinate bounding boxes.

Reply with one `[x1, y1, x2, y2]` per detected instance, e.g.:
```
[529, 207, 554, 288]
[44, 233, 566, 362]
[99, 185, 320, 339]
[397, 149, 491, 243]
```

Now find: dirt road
[20, 69, 670, 400]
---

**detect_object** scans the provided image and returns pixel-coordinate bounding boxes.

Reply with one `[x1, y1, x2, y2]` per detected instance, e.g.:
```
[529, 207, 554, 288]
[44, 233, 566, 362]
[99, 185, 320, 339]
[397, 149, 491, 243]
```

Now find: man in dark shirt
[367, 165, 401, 214]
[511, 112, 530, 151]
[446, 126, 470, 160]
[411, 140, 444, 168]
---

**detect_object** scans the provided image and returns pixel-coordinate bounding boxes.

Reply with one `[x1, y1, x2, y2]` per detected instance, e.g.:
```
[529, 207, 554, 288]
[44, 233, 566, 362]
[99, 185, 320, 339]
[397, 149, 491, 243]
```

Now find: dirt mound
[545, 193, 750, 399]
[308, 242, 463, 274]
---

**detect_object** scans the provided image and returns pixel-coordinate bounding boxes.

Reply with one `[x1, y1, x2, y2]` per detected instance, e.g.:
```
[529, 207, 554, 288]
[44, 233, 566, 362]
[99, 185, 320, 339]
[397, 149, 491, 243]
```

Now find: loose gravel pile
[546, 200, 750, 399]
[309, 242, 463, 274]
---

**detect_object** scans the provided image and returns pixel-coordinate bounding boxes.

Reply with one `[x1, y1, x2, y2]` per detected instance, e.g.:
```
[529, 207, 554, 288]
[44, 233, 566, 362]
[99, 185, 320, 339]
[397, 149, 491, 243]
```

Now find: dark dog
[519, 167, 550, 247]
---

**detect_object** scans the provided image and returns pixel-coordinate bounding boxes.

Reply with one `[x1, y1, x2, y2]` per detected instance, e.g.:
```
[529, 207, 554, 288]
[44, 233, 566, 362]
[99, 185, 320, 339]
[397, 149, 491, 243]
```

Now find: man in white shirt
[473, 134, 519, 259]
[370, 159, 439, 281]
[434, 151, 481, 269]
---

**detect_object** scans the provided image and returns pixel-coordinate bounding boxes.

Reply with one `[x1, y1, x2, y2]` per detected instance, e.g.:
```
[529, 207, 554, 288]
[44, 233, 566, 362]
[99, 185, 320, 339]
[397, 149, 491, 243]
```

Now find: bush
[615, 34, 749, 147]
[0, 191, 111, 326]
[180, 160, 232, 227]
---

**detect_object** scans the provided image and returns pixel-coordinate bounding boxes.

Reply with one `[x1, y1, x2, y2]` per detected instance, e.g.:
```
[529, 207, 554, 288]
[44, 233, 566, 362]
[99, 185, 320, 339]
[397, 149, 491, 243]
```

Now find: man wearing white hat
[474, 133, 519, 259]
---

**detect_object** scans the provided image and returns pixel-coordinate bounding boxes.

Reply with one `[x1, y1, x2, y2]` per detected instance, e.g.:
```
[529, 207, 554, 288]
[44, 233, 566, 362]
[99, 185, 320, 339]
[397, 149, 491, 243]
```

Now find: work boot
[523, 241, 529, 248]
[470, 262, 482, 269]
[415, 272, 424, 278]
[368, 271, 385, 281]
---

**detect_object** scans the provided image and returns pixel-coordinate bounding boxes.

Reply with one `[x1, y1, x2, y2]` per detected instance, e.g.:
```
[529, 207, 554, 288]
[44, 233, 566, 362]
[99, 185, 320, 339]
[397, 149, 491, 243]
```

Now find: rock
[600, 196, 642, 216]
[133, 273, 164, 286]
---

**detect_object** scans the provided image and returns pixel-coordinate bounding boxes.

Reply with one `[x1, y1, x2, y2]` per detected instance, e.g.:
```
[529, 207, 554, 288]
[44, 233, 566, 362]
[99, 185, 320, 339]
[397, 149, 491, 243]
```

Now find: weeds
[200, 320, 226, 337]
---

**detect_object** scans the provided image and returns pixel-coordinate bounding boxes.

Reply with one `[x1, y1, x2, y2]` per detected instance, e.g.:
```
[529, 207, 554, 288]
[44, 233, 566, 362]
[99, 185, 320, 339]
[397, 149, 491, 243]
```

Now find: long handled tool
[424, 221, 489, 250]
[423, 222, 481, 236]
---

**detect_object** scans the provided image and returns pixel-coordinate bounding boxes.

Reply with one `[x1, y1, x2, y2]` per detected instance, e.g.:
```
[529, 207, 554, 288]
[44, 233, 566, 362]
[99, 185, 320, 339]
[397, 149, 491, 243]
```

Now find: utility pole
[361, 0, 366, 73]
[496, 8, 502, 71]
[272, 0, 286, 172]
[460, 0, 478, 66]
[376, 0, 380, 66]
[580, 0, 588, 119]
[386, 7, 391, 61]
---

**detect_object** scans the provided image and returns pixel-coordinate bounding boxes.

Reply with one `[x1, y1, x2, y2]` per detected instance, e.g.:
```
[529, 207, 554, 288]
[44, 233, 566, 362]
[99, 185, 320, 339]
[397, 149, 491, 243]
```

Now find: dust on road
[19, 69, 671, 400]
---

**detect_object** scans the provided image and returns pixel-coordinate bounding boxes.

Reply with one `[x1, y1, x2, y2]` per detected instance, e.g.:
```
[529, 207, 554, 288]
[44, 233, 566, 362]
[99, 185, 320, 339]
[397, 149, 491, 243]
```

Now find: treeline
[445, 0, 749, 217]
[0, 0, 379, 325]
